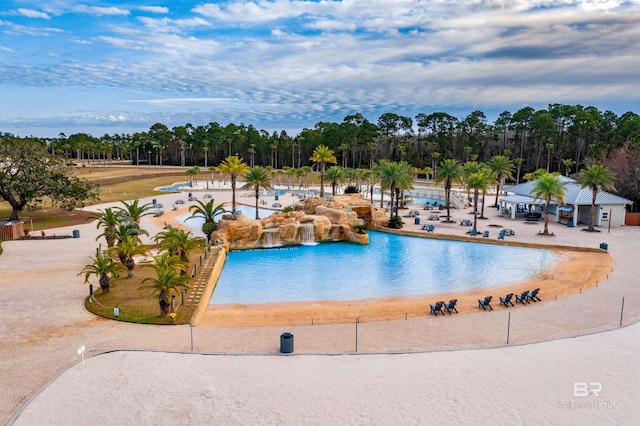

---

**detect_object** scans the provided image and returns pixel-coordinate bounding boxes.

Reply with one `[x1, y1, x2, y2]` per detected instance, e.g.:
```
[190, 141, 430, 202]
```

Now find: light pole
[148, 151, 152, 165]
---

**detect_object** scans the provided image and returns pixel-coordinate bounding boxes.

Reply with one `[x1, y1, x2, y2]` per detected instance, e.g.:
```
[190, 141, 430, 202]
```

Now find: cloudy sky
[1, 0, 639, 138]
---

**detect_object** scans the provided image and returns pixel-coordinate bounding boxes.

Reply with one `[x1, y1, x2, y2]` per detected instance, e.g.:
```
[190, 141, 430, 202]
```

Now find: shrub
[387, 215, 403, 229]
[283, 206, 294, 212]
[344, 185, 359, 194]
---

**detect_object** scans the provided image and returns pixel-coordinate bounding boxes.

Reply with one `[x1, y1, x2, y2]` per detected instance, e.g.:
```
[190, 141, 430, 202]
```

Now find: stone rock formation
[212, 194, 387, 250]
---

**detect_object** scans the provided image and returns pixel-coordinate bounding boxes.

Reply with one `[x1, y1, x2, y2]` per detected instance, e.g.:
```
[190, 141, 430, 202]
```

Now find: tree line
[3, 103, 640, 208]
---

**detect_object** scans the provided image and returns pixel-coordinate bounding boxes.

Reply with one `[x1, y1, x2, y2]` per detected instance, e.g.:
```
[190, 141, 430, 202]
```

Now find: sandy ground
[2, 182, 639, 425]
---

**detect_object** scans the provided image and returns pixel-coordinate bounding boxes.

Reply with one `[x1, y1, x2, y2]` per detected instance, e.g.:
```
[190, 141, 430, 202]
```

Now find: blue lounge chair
[500, 293, 514, 307]
[516, 291, 530, 305]
[528, 288, 541, 302]
[430, 301, 445, 316]
[427, 224, 434, 233]
[478, 296, 493, 311]
[470, 229, 478, 237]
[444, 299, 458, 315]
[498, 231, 505, 240]
[483, 230, 490, 238]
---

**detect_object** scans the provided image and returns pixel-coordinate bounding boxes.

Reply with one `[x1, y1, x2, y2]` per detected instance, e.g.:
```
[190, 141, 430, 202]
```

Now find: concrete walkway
[1, 188, 638, 424]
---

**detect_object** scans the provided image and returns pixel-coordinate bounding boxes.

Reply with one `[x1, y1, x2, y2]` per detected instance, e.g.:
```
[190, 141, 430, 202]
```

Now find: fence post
[355, 317, 359, 353]
[190, 319, 194, 351]
[619, 297, 625, 327]
[506, 311, 511, 345]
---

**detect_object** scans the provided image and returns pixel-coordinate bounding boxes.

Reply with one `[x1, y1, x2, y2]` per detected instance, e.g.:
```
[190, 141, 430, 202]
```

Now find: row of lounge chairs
[480, 289, 541, 311]
[430, 299, 458, 316]
[430, 289, 541, 316]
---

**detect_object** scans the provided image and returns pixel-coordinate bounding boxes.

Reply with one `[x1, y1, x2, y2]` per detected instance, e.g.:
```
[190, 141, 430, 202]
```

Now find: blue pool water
[210, 231, 557, 305]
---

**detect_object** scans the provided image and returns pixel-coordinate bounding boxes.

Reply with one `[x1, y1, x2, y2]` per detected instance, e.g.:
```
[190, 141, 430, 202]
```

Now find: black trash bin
[72, 229, 80, 238]
[275, 195, 279, 201]
[414, 217, 420, 225]
[280, 332, 294, 353]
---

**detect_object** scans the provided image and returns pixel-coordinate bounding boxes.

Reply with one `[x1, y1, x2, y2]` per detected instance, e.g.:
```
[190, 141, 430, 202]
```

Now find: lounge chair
[426, 224, 434, 233]
[444, 299, 458, 315]
[483, 230, 490, 238]
[470, 229, 478, 237]
[497, 231, 505, 240]
[516, 291, 530, 305]
[430, 301, 445, 316]
[500, 293, 514, 307]
[528, 288, 541, 302]
[478, 296, 493, 311]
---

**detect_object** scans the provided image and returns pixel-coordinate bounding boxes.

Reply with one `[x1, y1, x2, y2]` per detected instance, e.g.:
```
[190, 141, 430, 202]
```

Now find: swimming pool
[210, 231, 557, 305]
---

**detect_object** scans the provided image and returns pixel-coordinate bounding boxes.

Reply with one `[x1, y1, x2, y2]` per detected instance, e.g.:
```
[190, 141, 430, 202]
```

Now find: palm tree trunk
[588, 189, 598, 231]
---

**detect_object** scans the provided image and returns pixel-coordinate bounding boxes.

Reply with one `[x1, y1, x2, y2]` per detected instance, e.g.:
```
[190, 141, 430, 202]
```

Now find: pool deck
[1, 187, 639, 424]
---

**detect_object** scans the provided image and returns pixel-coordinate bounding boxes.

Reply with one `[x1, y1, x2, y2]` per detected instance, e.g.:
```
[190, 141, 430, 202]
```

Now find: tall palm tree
[218, 155, 249, 214]
[155, 226, 206, 266]
[309, 145, 337, 197]
[576, 164, 616, 232]
[324, 166, 347, 196]
[530, 172, 567, 235]
[434, 159, 463, 222]
[241, 166, 273, 219]
[108, 234, 149, 277]
[375, 160, 413, 220]
[140, 253, 189, 316]
[486, 155, 515, 207]
[186, 198, 229, 242]
[117, 199, 154, 229]
[465, 171, 492, 232]
[78, 251, 125, 294]
[462, 161, 484, 206]
[88, 207, 120, 248]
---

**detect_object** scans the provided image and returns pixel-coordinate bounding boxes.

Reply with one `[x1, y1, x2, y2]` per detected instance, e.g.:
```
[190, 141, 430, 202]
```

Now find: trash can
[599, 243, 608, 251]
[567, 221, 574, 228]
[72, 229, 80, 238]
[414, 217, 420, 225]
[152, 198, 157, 205]
[438, 204, 444, 210]
[280, 332, 294, 354]
[275, 195, 279, 201]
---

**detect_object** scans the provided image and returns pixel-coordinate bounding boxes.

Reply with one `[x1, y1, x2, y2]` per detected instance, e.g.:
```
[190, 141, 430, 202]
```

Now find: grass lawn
[83, 248, 204, 325]
[0, 166, 195, 230]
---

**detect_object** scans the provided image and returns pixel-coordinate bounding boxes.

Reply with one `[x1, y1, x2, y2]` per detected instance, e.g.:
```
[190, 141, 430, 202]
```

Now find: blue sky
[1, 0, 639, 137]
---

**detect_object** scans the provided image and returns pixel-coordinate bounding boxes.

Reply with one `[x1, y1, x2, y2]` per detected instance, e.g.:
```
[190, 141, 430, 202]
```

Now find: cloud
[17, 8, 51, 19]
[73, 5, 130, 17]
[126, 97, 237, 105]
[138, 6, 170, 14]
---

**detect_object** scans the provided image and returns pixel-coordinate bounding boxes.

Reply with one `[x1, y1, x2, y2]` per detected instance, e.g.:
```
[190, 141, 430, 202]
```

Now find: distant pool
[210, 232, 557, 305]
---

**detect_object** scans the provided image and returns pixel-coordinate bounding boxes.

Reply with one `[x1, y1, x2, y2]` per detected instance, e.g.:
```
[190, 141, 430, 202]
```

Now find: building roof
[505, 176, 632, 206]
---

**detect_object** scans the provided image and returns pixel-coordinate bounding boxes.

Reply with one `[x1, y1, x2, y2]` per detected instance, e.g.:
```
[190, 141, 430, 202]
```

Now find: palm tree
[186, 199, 229, 242]
[108, 234, 149, 277]
[139, 253, 189, 316]
[218, 155, 249, 214]
[78, 251, 125, 294]
[117, 199, 154, 229]
[465, 171, 492, 232]
[241, 166, 273, 219]
[155, 226, 206, 266]
[530, 172, 567, 235]
[186, 167, 198, 187]
[324, 166, 347, 196]
[309, 145, 337, 197]
[576, 164, 616, 232]
[434, 159, 463, 222]
[375, 160, 413, 220]
[486, 155, 515, 207]
[88, 207, 120, 248]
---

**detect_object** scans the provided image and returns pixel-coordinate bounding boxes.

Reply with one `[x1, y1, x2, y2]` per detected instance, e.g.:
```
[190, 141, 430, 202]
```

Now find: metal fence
[2, 290, 637, 424]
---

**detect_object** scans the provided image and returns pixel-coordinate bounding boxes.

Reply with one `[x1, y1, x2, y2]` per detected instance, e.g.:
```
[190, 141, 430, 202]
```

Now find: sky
[1, 0, 639, 138]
